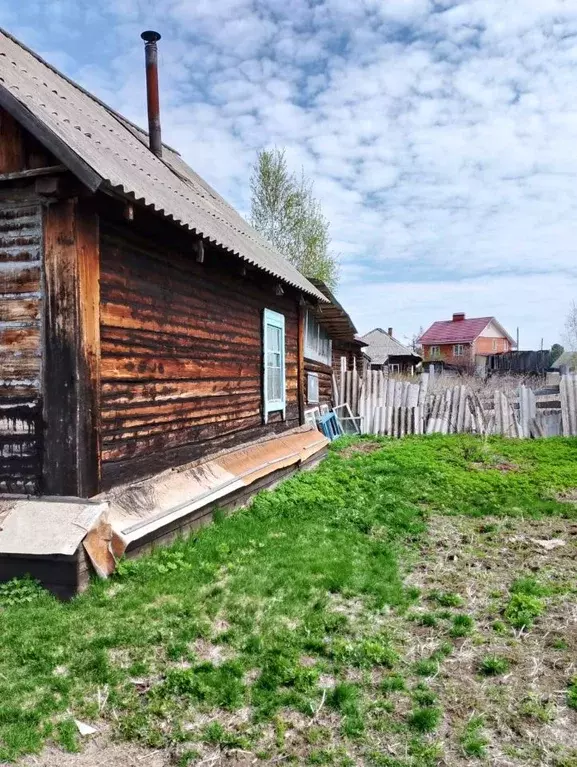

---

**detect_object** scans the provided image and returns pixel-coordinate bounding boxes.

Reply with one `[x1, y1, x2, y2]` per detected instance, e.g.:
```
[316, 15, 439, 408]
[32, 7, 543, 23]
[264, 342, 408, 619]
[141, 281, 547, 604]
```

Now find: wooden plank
[43, 199, 100, 496]
[76, 200, 101, 495]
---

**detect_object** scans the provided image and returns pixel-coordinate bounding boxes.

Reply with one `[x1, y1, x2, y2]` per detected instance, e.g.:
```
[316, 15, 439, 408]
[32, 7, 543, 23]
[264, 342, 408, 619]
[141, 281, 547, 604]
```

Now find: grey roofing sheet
[0, 29, 326, 301]
[360, 328, 420, 365]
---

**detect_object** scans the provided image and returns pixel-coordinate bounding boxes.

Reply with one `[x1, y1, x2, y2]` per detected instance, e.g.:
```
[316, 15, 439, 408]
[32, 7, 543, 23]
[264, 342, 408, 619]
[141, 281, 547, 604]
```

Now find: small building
[0, 28, 348, 593]
[359, 328, 421, 374]
[550, 351, 577, 374]
[419, 313, 516, 374]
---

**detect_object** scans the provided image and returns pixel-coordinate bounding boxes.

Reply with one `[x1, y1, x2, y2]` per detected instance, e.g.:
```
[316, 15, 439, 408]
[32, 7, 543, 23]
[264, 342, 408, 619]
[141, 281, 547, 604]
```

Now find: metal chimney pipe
[388, 327, 393, 337]
[141, 31, 162, 158]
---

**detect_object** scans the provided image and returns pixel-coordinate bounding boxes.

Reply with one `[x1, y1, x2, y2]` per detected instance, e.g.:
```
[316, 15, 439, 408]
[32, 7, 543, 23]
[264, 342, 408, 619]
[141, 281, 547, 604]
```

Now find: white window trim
[263, 308, 286, 423]
[454, 344, 465, 356]
[307, 371, 319, 404]
[429, 345, 440, 357]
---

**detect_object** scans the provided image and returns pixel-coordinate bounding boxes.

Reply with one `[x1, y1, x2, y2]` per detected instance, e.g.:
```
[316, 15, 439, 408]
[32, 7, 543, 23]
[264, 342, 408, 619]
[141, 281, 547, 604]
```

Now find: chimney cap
[141, 30, 161, 43]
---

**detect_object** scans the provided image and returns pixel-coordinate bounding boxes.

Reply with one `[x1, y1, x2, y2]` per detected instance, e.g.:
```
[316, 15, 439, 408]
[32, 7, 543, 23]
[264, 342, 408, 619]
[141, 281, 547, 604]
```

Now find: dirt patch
[406, 514, 577, 766]
[471, 460, 520, 472]
[556, 488, 577, 503]
[338, 440, 384, 458]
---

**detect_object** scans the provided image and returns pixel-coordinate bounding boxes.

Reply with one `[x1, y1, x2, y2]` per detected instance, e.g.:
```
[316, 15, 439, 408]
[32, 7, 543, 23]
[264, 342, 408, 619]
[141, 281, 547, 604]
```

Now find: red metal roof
[419, 317, 493, 345]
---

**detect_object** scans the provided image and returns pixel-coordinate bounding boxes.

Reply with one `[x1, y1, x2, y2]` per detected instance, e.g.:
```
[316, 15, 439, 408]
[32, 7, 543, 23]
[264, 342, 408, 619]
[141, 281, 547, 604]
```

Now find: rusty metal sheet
[104, 426, 328, 546]
[0, 29, 326, 302]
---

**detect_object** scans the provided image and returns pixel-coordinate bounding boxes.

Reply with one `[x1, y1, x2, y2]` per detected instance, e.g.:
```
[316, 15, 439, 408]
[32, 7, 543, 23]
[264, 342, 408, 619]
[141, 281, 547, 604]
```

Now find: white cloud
[5, 0, 577, 346]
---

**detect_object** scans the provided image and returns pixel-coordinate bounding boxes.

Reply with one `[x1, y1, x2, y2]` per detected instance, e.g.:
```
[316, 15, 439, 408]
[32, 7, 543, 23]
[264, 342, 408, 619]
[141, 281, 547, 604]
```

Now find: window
[492, 339, 497, 351]
[453, 344, 465, 356]
[388, 363, 400, 373]
[504, 340, 508, 352]
[429, 345, 440, 357]
[307, 372, 319, 404]
[263, 309, 285, 423]
[304, 309, 332, 365]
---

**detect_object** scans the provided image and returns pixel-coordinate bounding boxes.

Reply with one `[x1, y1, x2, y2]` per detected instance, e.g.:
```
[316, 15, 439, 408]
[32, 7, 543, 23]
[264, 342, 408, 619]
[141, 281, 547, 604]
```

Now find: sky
[2, 0, 577, 349]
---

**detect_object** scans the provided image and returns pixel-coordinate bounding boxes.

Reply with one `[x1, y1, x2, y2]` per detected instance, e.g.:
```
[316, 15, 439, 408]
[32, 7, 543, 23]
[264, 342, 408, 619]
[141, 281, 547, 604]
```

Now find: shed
[0, 28, 333, 592]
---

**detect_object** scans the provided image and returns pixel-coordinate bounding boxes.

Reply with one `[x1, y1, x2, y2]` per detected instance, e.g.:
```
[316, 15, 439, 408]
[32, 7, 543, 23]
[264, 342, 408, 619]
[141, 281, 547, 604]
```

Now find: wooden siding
[0, 203, 43, 492]
[99, 223, 300, 488]
[304, 358, 333, 407]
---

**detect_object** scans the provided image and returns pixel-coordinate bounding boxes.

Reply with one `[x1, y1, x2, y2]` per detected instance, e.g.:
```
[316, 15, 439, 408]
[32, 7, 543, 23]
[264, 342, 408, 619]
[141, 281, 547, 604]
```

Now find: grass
[478, 654, 510, 676]
[1, 434, 577, 764]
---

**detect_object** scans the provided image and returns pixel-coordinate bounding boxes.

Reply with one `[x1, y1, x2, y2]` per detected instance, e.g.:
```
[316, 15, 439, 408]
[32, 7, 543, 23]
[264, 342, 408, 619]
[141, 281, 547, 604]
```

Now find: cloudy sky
[2, 0, 577, 348]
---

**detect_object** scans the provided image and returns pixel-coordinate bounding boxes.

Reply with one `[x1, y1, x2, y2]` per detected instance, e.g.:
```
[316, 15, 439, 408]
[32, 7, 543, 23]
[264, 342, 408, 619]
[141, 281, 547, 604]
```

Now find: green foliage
[460, 715, 489, 758]
[551, 343, 564, 363]
[567, 677, 577, 710]
[0, 576, 46, 607]
[250, 148, 338, 288]
[55, 718, 80, 753]
[479, 655, 510, 676]
[505, 593, 544, 629]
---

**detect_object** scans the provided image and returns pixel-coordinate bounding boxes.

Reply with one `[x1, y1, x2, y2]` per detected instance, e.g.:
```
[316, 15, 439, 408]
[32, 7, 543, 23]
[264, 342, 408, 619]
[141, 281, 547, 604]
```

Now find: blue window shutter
[263, 309, 286, 424]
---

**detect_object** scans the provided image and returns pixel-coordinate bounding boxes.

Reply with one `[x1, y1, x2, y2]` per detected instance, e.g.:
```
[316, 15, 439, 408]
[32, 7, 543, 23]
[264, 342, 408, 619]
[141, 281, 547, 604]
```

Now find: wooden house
[360, 328, 421, 374]
[303, 279, 367, 410]
[0, 29, 340, 593]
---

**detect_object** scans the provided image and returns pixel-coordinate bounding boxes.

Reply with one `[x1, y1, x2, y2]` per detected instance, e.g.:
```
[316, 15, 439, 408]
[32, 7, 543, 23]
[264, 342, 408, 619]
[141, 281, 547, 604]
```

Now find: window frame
[263, 308, 286, 423]
[453, 343, 465, 357]
[429, 345, 440, 357]
[307, 371, 319, 404]
[304, 309, 332, 366]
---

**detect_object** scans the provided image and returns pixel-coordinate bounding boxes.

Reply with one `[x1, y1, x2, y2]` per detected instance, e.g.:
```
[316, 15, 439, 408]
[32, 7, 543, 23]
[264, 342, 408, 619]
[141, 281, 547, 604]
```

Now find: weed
[492, 620, 507, 634]
[407, 706, 442, 733]
[449, 614, 474, 638]
[505, 593, 544, 629]
[413, 659, 438, 677]
[479, 655, 510, 676]
[412, 685, 438, 707]
[567, 678, 577, 710]
[429, 590, 464, 608]
[460, 715, 489, 757]
[381, 674, 406, 693]
[519, 694, 554, 723]
[0, 577, 47, 607]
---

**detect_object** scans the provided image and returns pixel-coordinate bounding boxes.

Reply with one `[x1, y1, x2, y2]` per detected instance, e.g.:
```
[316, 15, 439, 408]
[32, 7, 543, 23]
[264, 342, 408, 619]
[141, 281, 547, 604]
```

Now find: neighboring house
[0, 29, 344, 592]
[550, 351, 577, 373]
[360, 328, 422, 374]
[419, 313, 516, 373]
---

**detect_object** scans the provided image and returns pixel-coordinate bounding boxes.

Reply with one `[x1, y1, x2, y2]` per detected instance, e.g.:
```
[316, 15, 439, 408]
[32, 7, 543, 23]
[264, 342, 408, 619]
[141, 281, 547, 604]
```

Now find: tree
[250, 148, 339, 289]
[564, 302, 577, 351]
[550, 343, 564, 363]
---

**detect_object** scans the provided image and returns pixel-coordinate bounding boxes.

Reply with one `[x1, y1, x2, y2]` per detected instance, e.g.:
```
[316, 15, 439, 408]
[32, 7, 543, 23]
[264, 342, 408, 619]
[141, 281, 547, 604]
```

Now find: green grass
[479, 655, 510, 676]
[460, 715, 489, 758]
[0, 434, 576, 762]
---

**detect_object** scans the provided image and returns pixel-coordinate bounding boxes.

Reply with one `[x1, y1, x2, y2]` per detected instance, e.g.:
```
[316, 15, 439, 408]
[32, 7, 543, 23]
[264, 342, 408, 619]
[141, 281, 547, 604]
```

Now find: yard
[1, 435, 577, 766]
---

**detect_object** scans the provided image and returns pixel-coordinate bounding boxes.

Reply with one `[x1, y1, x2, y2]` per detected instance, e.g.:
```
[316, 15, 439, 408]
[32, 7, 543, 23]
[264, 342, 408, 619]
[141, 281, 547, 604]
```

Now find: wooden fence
[332, 371, 577, 438]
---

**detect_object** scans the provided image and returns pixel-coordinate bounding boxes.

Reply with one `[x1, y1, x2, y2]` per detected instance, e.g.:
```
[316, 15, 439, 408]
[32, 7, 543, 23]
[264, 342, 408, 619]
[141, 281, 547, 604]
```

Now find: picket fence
[332, 371, 577, 439]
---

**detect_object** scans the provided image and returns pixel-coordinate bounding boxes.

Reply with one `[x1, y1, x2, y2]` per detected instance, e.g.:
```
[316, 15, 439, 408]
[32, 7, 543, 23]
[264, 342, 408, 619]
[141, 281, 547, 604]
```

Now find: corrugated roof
[0, 28, 326, 301]
[308, 278, 364, 342]
[360, 328, 420, 365]
[419, 317, 494, 345]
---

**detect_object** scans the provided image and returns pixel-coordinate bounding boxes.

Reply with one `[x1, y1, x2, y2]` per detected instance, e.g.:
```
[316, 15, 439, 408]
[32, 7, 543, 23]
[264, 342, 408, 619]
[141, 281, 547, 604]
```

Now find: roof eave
[0, 82, 103, 192]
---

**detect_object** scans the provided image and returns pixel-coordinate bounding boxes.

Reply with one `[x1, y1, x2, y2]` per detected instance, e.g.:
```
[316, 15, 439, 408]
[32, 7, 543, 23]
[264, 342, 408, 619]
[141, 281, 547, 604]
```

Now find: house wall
[473, 336, 509, 355]
[99, 220, 301, 488]
[304, 359, 332, 407]
[423, 343, 473, 365]
[0, 201, 43, 492]
[0, 107, 60, 493]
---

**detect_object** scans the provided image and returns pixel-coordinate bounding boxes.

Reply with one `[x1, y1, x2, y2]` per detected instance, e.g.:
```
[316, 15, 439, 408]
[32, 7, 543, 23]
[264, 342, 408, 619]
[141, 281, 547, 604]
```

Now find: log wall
[99, 223, 300, 488]
[0, 203, 43, 492]
[304, 358, 333, 408]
